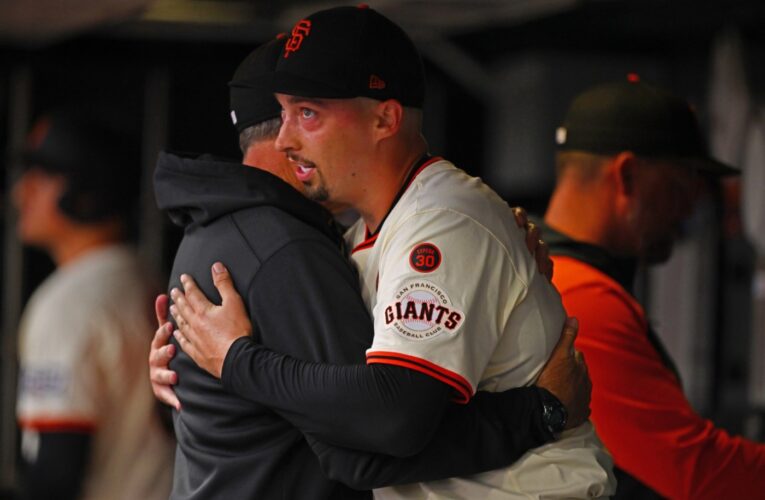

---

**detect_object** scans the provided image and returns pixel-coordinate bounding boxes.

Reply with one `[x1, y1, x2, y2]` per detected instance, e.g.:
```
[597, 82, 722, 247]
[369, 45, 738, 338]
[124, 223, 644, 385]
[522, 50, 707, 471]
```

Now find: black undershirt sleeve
[223, 339, 552, 484]
[19, 432, 91, 500]
[223, 337, 454, 457]
[308, 388, 551, 489]
[225, 238, 553, 481]
[223, 340, 552, 482]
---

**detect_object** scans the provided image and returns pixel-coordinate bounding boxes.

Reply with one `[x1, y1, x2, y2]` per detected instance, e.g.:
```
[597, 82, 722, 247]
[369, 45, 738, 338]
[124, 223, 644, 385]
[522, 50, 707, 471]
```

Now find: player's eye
[300, 108, 316, 119]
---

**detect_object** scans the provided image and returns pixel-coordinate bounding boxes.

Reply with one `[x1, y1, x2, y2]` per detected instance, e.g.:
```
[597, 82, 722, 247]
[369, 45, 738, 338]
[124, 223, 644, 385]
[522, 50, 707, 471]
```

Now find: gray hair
[238, 116, 282, 154]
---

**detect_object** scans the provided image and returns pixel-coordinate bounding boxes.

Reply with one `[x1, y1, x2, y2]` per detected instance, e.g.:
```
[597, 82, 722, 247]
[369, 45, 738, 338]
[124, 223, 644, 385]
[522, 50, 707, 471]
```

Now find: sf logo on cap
[285, 20, 311, 58]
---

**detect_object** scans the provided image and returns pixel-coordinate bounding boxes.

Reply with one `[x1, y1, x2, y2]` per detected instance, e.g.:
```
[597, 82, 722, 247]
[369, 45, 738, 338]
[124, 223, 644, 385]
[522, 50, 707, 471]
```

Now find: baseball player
[14, 111, 174, 500]
[168, 5, 615, 498]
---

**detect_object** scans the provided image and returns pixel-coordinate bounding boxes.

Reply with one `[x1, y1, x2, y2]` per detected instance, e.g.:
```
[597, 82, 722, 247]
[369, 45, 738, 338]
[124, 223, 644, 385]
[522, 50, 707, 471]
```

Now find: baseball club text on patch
[384, 280, 464, 340]
[409, 243, 441, 273]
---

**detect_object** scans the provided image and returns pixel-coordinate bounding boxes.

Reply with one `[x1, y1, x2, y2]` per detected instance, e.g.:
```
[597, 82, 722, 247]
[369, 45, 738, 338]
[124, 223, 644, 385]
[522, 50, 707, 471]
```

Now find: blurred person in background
[541, 77, 765, 499]
[12, 110, 174, 500]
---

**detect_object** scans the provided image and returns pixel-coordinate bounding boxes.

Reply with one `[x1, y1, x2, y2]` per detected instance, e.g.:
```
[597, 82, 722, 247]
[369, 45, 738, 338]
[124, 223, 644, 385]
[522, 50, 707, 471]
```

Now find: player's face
[628, 160, 700, 264]
[245, 135, 305, 195]
[12, 169, 67, 247]
[275, 94, 378, 209]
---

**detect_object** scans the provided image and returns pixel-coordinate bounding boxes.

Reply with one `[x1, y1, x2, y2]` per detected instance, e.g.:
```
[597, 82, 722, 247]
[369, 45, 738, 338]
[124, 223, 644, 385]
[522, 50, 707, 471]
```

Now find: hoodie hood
[154, 151, 342, 244]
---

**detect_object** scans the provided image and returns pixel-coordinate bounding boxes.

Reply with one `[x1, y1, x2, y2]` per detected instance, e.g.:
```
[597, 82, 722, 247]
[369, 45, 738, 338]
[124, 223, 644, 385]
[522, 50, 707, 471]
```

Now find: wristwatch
[538, 388, 568, 435]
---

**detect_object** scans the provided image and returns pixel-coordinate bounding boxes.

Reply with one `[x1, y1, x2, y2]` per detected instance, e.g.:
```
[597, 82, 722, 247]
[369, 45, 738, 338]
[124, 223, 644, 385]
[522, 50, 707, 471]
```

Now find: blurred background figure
[12, 110, 173, 500]
[541, 79, 765, 499]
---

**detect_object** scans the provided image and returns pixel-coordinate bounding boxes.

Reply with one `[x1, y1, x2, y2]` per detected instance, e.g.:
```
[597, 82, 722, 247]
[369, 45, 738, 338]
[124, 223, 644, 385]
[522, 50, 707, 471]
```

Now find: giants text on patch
[383, 280, 464, 340]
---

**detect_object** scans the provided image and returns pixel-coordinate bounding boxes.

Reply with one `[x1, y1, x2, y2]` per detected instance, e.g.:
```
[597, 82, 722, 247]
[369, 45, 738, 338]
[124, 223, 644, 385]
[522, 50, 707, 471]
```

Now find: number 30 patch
[409, 243, 441, 273]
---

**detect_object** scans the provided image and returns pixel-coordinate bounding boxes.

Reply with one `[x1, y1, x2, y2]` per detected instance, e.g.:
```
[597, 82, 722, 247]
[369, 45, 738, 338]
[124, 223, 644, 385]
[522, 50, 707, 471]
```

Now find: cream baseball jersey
[346, 157, 615, 498]
[16, 246, 173, 500]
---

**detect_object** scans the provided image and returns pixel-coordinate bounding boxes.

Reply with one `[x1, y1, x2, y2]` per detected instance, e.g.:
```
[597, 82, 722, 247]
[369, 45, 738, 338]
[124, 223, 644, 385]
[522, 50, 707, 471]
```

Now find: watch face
[546, 406, 566, 431]
[542, 395, 567, 433]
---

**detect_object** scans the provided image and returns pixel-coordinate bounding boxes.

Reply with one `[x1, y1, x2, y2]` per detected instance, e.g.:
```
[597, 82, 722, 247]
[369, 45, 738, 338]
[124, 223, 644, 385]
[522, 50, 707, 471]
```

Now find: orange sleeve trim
[367, 350, 473, 404]
[18, 418, 96, 434]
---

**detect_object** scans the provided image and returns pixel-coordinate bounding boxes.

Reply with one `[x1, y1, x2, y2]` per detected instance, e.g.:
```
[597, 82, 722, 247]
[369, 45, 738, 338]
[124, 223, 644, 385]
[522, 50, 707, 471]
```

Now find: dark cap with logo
[20, 109, 140, 222]
[272, 5, 425, 108]
[229, 36, 286, 133]
[555, 75, 738, 176]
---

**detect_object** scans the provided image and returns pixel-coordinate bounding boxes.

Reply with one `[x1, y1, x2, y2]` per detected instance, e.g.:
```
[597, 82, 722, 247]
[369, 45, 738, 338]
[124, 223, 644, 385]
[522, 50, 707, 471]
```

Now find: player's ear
[612, 151, 638, 197]
[372, 99, 403, 140]
[607, 151, 643, 220]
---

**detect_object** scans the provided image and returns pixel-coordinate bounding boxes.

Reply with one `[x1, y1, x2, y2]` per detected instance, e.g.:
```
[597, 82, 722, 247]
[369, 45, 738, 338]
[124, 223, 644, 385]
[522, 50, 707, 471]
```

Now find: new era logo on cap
[369, 75, 386, 90]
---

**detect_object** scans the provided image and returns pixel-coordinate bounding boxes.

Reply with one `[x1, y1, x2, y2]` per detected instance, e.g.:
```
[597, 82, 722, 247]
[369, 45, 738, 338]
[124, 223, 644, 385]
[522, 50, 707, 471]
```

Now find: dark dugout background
[1, 0, 765, 496]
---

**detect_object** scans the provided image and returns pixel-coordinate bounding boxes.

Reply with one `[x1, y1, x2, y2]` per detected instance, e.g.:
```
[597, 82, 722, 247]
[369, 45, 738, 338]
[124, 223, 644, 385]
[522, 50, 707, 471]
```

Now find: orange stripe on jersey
[409, 156, 442, 184]
[18, 417, 97, 434]
[353, 155, 445, 251]
[351, 233, 378, 254]
[367, 350, 472, 404]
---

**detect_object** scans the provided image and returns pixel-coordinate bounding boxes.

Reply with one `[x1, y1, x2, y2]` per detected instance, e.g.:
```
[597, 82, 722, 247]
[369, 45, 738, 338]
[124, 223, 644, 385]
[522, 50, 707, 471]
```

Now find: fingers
[549, 316, 578, 358]
[535, 239, 553, 280]
[536, 238, 549, 262]
[150, 332, 177, 370]
[537, 317, 590, 430]
[525, 223, 541, 255]
[574, 348, 585, 364]
[173, 327, 198, 365]
[512, 206, 528, 228]
[169, 298, 201, 360]
[151, 365, 178, 385]
[514, 210, 553, 281]
[173, 327, 189, 350]
[512, 206, 536, 251]
[211, 262, 239, 305]
[170, 287, 195, 334]
[155, 294, 169, 327]
[153, 384, 181, 411]
[149, 321, 181, 411]
[179, 274, 211, 313]
[563, 316, 579, 341]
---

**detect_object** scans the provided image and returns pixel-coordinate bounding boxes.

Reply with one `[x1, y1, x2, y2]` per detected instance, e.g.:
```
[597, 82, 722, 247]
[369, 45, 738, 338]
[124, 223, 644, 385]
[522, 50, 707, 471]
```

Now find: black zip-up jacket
[155, 152, 552, 499]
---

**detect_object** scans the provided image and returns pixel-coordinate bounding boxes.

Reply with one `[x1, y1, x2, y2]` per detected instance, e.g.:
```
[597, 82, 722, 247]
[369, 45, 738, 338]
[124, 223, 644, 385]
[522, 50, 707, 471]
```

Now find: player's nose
[275, 113, 297, 153]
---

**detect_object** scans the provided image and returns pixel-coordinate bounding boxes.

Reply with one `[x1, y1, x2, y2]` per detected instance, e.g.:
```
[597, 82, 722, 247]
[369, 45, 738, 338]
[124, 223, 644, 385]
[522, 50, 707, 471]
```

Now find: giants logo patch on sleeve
[383, 280, 464, 340]
[409, 243, 441, 273]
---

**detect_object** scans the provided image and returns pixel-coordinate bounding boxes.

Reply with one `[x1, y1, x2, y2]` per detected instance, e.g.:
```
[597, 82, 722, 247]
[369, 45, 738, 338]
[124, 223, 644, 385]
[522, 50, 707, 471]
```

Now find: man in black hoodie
[151, 38, 588, 499]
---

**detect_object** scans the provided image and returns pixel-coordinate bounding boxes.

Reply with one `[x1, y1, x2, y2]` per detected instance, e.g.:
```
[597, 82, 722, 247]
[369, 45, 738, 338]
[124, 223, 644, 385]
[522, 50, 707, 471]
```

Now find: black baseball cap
[20, 109, 139, 222]
[556, 75, 738, 176]
[272, 5, 425, 108]
[229, 36, 286, 133]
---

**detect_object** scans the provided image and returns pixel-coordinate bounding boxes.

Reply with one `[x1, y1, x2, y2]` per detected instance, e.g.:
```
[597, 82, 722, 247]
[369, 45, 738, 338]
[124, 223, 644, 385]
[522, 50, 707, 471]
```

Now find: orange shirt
[552, 255, 765, 499]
